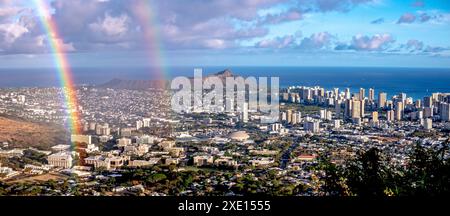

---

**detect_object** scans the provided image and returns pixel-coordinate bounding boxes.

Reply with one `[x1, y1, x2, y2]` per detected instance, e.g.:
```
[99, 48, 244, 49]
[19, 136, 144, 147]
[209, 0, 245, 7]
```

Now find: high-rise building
[291, 112, 297, 125]
[360, 100, 365, 118]
[415, 100, 422, 109]
[333, 88, 339, 99]
[423, 96, 433, 108]
[280, 112, 287, 122]
[286, 110, 292, 124]
[423, 118, 433, 130]
[304, 121, 320, 133]
[423, 107, 433, 118]
[378, 92, 387, 108]
[297, 112, 302, 120]
[359, 88, 365, 101]
[399, 93, 407, 104]
[335, 99, 341, 119]
[345, 88, 351, 99]
[344, 99, 352, 118]
[282, 93, 289, 101]
[418, 110, 424, 119]
[387, 110, 395, 122]
[369, 88, 375, 102]
[242, 102, 249, 123]
[395, 101, 404, 121]
[440, 102, 450, 121]
[351, 100, 362, 119]
[371, 111, 379, 123]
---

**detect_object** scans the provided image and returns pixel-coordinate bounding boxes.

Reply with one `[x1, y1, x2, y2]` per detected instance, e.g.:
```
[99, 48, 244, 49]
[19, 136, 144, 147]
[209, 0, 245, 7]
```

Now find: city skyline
[0, 0, 449, 68]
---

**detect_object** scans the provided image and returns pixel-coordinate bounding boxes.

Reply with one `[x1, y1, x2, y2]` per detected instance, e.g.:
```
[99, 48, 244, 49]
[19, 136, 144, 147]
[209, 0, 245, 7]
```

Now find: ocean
[0, 66, 449, 100]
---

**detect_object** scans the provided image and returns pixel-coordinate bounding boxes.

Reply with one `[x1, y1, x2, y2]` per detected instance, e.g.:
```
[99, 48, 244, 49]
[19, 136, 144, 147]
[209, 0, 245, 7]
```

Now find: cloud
[0, 7, 22, 21]
[423, 46, 449, 53]
[258, 9, 303, 25]
[89, 13, 130, 37]
[405, 39, 424, 52]
[0, 0, 447, 56]
[255, 32, 333, 50]
[45, 0, 283, 51]
[298, 32, 333, 50]
[0, 23, 28, 44]
[370, 18, 384, 24]
[418, 13, 432, 22]
[395, 11, 448, 24]
[255, 35, 296, 49]
[397, 13, 416, 24]
[338, 34, 395, 51]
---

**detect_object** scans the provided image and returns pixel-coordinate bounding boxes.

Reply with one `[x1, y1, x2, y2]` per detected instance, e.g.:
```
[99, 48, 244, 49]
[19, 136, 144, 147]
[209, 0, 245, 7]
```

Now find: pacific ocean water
[0, 66, 449, 100]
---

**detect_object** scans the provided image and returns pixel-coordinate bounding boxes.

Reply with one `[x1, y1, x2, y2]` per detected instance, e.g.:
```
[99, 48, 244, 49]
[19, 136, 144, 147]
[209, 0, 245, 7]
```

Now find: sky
[0, 0, 449, 68]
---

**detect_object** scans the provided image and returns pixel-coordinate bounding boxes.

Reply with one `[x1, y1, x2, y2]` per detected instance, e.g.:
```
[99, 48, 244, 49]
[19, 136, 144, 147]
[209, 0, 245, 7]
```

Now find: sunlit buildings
[47, 152, 73, 169]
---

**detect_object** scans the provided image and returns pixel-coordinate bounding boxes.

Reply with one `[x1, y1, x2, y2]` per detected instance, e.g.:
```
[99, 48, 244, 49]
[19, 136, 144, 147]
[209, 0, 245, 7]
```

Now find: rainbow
[133, 0, 169, 81]
[32, 0, 169, 136]
[33, 0, 82, 135]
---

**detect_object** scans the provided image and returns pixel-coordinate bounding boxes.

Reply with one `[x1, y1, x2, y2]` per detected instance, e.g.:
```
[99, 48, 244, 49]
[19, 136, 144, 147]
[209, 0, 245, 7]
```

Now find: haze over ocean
[1, 66, 449, 100]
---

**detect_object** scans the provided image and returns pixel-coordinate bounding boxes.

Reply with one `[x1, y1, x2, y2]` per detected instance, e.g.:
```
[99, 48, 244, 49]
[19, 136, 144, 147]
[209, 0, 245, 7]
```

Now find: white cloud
[89, 12, 130, 37]
[0, 23, 28, 44]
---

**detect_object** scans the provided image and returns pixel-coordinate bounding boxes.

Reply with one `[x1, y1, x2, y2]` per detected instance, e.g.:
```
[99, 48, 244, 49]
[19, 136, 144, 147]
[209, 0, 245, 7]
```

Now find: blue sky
[0, 0, 449, 68]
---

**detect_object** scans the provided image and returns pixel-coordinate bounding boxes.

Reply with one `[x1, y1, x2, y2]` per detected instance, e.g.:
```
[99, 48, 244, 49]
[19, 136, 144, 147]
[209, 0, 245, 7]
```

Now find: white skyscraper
[242, 102, 249, 123]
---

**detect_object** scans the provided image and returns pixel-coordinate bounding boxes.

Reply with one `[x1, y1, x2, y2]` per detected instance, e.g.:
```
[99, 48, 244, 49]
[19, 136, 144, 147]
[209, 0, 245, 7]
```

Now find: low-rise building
[193, 155, 214, 166]
[84, 155, 129, 170]
[48, 152, 73, 169]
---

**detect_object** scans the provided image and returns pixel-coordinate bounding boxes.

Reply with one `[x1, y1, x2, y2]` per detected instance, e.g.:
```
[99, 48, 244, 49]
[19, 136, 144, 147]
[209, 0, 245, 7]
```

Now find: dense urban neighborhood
[1, 71, 449, 196]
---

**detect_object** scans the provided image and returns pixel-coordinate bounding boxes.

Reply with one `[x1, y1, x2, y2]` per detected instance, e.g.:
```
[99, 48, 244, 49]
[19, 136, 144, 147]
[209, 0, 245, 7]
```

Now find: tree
[321, 157, 349, 196]
[345, 148, 388, 197]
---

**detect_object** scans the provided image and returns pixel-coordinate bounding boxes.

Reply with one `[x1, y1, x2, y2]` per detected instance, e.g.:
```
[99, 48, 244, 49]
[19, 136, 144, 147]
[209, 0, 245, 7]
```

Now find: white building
[242, 102, 249, 123]
[48, 152, 73, 169]
[423, 118, 433, 130]
[85, 155, 130, 170]
[334, 120, 341, 129]
[51, 144, 71, 152]
[71, 135, 92, 145]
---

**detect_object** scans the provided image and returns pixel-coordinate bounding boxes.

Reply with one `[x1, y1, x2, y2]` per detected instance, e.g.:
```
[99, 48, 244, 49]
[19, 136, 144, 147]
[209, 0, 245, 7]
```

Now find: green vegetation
[320, 141, 450, 196]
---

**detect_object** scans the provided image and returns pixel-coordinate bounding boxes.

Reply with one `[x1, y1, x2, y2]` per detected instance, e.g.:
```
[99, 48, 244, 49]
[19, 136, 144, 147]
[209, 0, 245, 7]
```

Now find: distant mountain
[208, 69, 235, 79]
[193, 69, 237, 82]
[98, 78, 167, 90]
[98, 69, 238, 90]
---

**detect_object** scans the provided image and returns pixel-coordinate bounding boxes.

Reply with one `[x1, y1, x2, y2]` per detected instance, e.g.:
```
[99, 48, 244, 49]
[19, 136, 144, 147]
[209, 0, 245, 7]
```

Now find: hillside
[0, 115, 68, 150]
